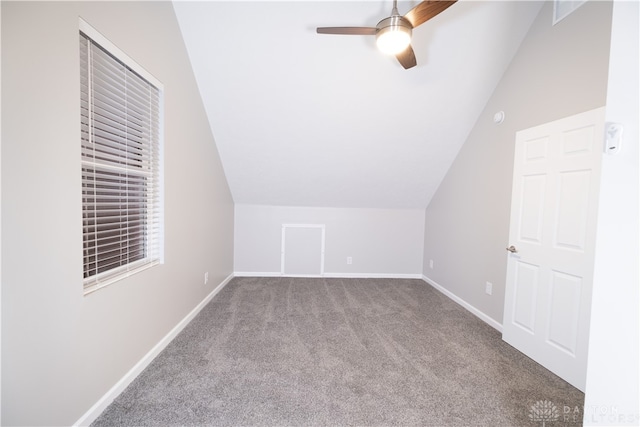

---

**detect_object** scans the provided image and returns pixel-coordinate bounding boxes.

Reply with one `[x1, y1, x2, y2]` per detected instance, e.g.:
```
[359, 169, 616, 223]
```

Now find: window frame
[80, 19, 164, 295]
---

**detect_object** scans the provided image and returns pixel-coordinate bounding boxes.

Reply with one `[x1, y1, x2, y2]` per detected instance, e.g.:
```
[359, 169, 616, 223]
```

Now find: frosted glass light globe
[376, 29, 411, 54]
[376, 16, 412, 55]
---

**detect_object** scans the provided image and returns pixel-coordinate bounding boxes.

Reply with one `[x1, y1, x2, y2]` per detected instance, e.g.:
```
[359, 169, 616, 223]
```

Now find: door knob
[506, 245, 518, 253]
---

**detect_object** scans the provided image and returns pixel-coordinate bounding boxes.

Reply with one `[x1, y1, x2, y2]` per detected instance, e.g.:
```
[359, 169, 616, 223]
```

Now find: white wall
[0, 2, 2, 424]
[235, 205, 424, 277]
[0, 3, 3, 423]
[584, 1, 639, 424]
[1, 2, 234, 425]
[422, 0, 612, 324]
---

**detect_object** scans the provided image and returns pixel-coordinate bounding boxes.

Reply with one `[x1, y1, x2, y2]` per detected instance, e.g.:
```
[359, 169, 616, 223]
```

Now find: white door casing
[503, 108, 605, 391]
[281, 224, 325, 277]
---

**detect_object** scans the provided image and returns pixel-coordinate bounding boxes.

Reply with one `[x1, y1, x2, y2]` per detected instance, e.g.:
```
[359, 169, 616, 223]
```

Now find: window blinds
[80, 31, 162, 293]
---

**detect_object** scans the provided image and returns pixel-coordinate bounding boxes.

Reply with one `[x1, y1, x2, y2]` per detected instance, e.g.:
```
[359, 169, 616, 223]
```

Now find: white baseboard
[421, 275, 503, 332]
[234, 271, 423, 280]
[323, 272, 423, 279]
[74, 273, 235, 427]
[234, 271, 282, 277]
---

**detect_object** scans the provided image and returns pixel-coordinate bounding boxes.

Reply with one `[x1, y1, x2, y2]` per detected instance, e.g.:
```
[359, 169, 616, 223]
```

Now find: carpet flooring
[92, 277, 584, 426]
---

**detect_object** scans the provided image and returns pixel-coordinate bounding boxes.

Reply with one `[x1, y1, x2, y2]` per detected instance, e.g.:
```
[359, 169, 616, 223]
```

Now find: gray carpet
[93, 277, 584, 426]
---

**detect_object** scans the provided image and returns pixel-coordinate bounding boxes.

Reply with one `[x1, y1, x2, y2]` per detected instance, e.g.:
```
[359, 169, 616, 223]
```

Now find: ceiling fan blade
[396, 45, 417, 69]
[316, 27, 377, 36]
[404, 0, 457, 28]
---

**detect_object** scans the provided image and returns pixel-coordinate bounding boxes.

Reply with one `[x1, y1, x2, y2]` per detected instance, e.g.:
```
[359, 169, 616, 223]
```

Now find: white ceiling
[173, 0, 543, 209]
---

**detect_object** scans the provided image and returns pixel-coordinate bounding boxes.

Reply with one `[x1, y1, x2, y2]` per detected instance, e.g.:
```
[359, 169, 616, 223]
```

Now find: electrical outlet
[204, 272, 209, 285]
[485, 281, 493, 295]
[347, 257, 353, 265]
[429, 259, 434, 269]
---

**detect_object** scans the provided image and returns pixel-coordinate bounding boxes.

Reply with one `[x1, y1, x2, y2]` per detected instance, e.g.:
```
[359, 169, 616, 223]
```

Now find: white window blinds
[80, 28, 162, 294]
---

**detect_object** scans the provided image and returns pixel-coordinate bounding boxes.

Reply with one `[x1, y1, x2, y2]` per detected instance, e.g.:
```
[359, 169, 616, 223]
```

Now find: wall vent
[553, 0, 587, 25]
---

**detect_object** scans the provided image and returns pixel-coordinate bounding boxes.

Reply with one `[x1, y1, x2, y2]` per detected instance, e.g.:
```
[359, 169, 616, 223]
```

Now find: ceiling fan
[317, 0, 457, 69]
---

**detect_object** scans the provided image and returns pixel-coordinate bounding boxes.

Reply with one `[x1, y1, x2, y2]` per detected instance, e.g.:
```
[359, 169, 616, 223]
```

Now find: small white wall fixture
[281, 224, 325, 277]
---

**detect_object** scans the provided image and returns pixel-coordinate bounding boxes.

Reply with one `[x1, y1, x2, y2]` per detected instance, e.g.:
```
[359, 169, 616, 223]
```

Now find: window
[80, 20, 163, 294]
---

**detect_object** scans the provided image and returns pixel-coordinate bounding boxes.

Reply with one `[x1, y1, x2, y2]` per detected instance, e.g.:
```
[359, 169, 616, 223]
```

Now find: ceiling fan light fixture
[376, 16, 412, 55]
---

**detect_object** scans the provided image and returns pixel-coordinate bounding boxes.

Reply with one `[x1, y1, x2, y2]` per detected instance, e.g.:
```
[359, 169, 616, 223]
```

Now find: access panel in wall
[281, 224, 325, 277]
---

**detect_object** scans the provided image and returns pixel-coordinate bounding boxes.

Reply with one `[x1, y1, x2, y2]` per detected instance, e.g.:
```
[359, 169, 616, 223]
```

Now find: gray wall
[422, 0, 612, 324]
[235, 205, 425, 276]
[1, 2, 234, 425]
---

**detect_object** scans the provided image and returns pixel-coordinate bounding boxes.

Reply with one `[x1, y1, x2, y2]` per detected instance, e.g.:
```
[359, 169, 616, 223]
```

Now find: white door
[503, 108, 605, 391]
[281, 224, 325, 276]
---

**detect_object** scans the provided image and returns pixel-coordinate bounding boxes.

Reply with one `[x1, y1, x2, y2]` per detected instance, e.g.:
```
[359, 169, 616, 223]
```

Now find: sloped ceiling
[173, 0, 543, 209]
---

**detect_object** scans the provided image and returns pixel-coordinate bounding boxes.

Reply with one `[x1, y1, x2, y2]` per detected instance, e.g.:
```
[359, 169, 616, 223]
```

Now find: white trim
[421, 275, 503, 332]
[79, 18, 163, 90]
[233, 272, 423, 280]
[234, 271, 282, 277]
[74, 273, 235, 427]
[323, 272, 423, 279]
[281, 274, 324, 278]
[0, 3, 3, 420]
[84, 260, 160, 296]
[280, 224, 325, 276]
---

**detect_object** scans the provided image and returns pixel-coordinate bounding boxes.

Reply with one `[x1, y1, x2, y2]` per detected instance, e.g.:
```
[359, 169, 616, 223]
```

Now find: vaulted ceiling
[173, 1, 543, 209]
